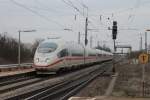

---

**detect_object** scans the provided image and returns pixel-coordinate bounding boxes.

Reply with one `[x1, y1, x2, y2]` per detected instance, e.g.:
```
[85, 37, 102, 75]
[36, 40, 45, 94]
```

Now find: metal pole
[90, 36, 92, 48]
[85, 17, 88, 46]
[113, 39, 116, 73]
[84, 46, 86, 64]
[97, 41, 100, 47]
[81, 43, 85, 64]
[142, 64, 145, 97]
[145, 32, 147, 53]
[78, 32, 80, 44]
[114, 39, 116, 52]
[18, 31, 21, 67]
[141, 36, 143, 51]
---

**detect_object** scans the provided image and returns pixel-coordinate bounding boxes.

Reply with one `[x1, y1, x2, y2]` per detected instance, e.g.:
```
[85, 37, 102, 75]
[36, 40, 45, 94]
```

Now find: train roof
[41, 39, 113, 55]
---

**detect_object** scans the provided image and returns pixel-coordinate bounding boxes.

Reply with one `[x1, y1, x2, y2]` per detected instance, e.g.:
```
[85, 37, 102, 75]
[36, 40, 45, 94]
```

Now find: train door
[57, 48, 69, 68]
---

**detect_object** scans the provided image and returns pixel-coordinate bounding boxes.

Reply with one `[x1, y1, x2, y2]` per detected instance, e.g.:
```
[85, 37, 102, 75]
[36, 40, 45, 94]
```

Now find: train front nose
[34, 42, 58, 67]
[33, 42, 59, 74]
[34, 56, 59, 74]
[34, 56, 53, 66]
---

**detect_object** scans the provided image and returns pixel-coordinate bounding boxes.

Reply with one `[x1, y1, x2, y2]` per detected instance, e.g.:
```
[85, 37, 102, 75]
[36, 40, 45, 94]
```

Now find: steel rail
[3, 61, 112, 100]
[24, 62, 112, 100]
[41, 65, 110, 100]
[0, 71, 36, 85]
[0, 76, 35, 87]
[0, 78, 47, 94]
[61, 65, 112, 100]
[7, 65, 99, 100]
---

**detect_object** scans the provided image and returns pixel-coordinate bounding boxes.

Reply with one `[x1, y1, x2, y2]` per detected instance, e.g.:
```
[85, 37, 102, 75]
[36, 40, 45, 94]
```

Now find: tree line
[0, 34, 40, 63]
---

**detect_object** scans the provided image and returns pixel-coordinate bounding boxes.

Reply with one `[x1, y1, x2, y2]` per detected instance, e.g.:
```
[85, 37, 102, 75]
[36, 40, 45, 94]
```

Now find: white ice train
[33, 39, 113, 74]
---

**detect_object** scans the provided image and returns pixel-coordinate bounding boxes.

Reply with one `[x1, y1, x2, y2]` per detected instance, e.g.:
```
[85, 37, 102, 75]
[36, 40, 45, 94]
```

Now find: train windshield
[37, 42, 57, 53]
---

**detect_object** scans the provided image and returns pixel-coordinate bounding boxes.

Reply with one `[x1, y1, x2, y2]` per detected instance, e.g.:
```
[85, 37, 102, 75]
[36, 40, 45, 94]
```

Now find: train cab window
[57, 49, 68, 58]
[37, 42, 57, 53]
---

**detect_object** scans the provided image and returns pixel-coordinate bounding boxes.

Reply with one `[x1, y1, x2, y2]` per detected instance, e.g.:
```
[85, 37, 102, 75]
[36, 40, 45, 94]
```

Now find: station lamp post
[18, 30, 36, 67]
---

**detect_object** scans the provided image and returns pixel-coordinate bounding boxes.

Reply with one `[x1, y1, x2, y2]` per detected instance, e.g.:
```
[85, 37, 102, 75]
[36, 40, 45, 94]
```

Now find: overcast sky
[0, 0, 150, 51]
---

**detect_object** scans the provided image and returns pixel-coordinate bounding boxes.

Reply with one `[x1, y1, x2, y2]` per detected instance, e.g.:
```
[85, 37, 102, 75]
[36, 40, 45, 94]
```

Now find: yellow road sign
[139, 53, 149, 64]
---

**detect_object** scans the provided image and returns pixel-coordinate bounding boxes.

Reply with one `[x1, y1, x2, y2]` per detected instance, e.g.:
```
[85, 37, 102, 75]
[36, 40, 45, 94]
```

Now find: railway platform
[69, 96, 150, 100]
[0, 66, 34, 77]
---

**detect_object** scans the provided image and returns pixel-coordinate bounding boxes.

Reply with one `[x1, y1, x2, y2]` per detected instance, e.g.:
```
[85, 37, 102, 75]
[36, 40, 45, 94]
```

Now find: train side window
[57, 49, 68, 58]
[72, 52, 83, 56]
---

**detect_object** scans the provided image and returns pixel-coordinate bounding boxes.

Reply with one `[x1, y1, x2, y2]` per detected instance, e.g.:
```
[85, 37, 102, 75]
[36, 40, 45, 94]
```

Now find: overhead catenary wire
[32, 0, 75, 16]
[67, 0, 111, 35]
[76, 0, 88, 17]
[76, 1, 111, 45]
[62, 0, 84, 16]
[32, 0, 82, 33]
[61, 0, 88, 32]
[65, 0, 97, 30]
[84, 0, 143, 27]
[61, 0, 140, 46]
[127, 0, 141, 23]
[10, 0, 66, 29]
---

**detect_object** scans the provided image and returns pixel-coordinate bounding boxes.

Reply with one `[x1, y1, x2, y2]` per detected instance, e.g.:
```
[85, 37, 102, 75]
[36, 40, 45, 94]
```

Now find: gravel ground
[70, 59, 150, 100]
[112, 60, 150, 97]
[75, 74, 112, 97]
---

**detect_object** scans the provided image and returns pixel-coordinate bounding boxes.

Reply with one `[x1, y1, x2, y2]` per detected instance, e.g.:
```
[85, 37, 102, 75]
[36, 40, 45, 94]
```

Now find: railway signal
[111, 21, 118, 51]
[112, 21, 117, 40]
[111, 21, 118, 73]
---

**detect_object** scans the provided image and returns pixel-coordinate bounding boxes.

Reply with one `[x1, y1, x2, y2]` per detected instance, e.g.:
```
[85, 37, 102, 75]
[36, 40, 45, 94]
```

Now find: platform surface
[69, 96, 150, 100]
[0, 68, 34, 77]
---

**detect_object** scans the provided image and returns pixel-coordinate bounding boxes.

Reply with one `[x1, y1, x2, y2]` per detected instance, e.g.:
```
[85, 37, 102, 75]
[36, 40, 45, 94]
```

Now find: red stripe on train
[33, 59, 63, 67]
[34, 56, 97, 67]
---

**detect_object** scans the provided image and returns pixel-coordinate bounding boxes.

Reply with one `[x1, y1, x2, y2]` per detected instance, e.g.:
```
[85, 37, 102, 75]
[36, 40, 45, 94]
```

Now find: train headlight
[45, 58, 50, 63]
[35, 58, 39, 62]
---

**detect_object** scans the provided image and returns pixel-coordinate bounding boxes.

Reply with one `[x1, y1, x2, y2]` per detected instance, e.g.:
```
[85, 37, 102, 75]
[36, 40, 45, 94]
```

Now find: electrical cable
[10, 0, 66, 28]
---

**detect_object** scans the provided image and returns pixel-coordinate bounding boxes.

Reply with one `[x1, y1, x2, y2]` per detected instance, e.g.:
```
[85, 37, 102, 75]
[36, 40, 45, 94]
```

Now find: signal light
[112, 21, 117, 40]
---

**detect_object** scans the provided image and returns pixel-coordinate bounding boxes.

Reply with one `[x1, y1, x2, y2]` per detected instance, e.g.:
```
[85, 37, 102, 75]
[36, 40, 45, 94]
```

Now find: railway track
[26, 62, 112, 100]
[0, 71, 36, 87]
[0, 76, 35, 87]
[1, 61, 112, 100]
[0, 77, 49, 94]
